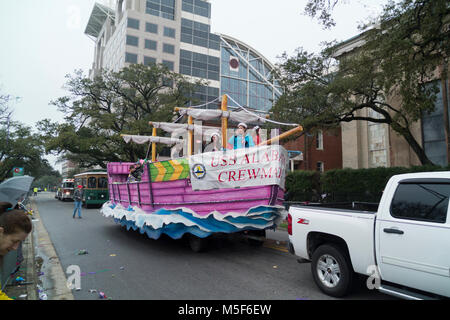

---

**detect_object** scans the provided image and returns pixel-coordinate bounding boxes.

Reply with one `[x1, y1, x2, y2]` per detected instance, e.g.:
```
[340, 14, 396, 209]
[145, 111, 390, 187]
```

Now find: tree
[32, 174, 62, 191]
[38, 63, 203, 168]
[304, 0, 340, 29]
[0, 119, 55, 181]
[0, 87, 62, 181]
[274, 0, 449, 165]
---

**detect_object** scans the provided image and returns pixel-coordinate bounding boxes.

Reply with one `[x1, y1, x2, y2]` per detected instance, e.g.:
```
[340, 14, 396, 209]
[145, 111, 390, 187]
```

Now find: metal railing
[283, 201, 379, 212]
[0, 194, 31, 290]
[0, 246, 22, 291]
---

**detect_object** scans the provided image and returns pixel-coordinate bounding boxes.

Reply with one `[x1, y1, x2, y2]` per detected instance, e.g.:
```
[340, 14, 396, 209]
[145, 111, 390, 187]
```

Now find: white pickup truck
[288, 172, 450, 299]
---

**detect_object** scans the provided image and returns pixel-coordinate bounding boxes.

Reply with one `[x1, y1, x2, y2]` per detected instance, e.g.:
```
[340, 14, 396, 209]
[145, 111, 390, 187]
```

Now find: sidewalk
[3, 202, 38, 300]
[4, 197, 73, 300]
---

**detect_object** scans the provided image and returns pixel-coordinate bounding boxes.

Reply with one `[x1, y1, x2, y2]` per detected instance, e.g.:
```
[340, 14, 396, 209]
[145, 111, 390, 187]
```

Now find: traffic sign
[12, 167, 24, 176]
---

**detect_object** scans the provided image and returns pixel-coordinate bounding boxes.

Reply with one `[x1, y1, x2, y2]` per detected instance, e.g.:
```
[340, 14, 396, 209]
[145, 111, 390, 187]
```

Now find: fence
[0, 245, 22, 290]
[0, 195, 31, 290]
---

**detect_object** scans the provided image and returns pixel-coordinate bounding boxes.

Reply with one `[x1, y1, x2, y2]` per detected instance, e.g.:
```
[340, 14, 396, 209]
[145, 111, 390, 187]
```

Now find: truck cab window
[390, 183, 450, 223]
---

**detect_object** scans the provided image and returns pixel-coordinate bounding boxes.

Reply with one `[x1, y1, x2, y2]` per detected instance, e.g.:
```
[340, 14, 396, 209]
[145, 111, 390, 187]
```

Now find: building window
[179, 49, 220, 82]
[316, 161, 324, 172]
[181, 0, 211, 18]
[180, 18, 218, 51]
[127, 18, 140, 30]
[163, 26, 176, 38]
[145, 22, 158, 34]
[316, 130, 323, 150]
[145, 39, 157, 50]
[163, 43, 175, 54]
[146, 0, 175, 20]
[144, 56, 156, 66]
[126, 35, 139, 47]
[162, 60, 174, 71]
[125, 52, 138, 64]
[184, 85, 220, 106]
[421, 80, 448, 166]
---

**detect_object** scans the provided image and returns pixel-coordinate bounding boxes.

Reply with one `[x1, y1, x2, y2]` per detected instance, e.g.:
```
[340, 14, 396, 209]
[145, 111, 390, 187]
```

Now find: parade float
[101, 95, 303, 251]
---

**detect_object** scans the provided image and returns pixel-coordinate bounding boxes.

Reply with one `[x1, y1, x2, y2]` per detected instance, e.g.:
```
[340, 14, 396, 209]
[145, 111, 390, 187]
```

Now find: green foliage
[0, 117, 57, 181]
[275, 0, 449, 166]
[304, 0, 340, 29]
[32, 175, 62, 190]
[285, 170, 321, 201]
[38, 63, 203, 169]
[285, 165, 450, 203]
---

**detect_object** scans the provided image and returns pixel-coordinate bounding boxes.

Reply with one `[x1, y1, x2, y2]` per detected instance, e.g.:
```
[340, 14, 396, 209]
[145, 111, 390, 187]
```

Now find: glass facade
[146, 0, 175, 20]
[179, 49, 220, 81]
[185, 85, 220, 107]
[220, 41, 282, 112]
[180, 18, 220, 50]
[181, 0, 211, 18]
[422, 80, 449, 166]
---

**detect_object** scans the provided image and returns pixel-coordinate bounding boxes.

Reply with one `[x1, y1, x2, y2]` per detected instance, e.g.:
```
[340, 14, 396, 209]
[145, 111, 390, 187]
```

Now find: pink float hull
[107, 163, 284, 216]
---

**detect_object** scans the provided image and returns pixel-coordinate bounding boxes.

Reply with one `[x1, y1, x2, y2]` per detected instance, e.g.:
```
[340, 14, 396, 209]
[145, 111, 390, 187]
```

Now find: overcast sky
[0, 0, 388, 172]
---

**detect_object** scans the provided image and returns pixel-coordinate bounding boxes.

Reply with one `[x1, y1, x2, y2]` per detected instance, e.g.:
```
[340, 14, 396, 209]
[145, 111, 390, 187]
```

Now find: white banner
[189, 145, 288, 191]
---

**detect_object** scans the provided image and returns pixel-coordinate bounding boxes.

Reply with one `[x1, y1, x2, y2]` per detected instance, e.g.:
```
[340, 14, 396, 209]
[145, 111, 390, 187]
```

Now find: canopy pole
[221, 94, 228, 150]
[187, 115, 194, 156]
[257, 125, 304, 146]
[151, 128, 157, 162]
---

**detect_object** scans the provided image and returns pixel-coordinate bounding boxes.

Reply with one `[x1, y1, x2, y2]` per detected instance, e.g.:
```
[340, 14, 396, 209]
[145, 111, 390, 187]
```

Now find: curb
[30, 198, 74, 300]
[25, 221, 37, 300]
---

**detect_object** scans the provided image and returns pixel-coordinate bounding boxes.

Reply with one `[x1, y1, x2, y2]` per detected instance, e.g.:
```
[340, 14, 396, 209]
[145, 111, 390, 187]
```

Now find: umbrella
[0, 175, 34, 208]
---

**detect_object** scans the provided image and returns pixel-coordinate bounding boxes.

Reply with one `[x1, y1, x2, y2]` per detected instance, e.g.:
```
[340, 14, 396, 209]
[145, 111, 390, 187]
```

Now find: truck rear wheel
[311, 244, 353, 298]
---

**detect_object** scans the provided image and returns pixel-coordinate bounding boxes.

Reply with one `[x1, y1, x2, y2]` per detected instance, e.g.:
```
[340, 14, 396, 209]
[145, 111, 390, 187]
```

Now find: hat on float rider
[237, 122, 247, 130]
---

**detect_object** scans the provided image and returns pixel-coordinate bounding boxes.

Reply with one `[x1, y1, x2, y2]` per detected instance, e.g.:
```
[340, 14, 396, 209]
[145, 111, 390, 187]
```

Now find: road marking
[263, 242, 289, 253]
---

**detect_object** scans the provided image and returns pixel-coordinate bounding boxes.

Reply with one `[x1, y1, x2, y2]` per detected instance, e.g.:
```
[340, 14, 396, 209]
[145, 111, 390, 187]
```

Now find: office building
[85, 0, 282, 112]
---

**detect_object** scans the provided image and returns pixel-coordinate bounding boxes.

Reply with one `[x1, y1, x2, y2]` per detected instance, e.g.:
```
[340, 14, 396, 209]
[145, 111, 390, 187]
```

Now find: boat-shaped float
[101, 95, 302, 251]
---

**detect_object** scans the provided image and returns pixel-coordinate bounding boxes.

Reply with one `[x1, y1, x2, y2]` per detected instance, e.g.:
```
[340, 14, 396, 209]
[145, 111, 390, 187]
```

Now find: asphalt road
[33, 192, 392, 300]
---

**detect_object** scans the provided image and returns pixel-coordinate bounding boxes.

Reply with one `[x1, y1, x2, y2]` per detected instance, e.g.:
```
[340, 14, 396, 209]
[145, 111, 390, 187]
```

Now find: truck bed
[289, 205, 376, 275]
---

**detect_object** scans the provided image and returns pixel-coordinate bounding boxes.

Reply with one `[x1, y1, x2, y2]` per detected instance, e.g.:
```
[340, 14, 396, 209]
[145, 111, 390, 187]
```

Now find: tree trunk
[391, 123, 434, 166]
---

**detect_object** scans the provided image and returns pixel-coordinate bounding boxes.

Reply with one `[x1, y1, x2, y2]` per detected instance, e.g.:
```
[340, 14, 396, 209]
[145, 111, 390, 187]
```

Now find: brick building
[282, 127, 342, 172]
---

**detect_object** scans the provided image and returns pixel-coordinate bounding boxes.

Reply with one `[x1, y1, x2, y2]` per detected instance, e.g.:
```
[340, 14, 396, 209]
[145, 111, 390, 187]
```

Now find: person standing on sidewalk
[73, 185, 83, 219]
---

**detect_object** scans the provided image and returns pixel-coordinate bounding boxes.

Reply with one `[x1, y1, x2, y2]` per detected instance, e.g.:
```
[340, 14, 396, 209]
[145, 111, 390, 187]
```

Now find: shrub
[285, 170, 320, 201]
[285, 165, 449, 203]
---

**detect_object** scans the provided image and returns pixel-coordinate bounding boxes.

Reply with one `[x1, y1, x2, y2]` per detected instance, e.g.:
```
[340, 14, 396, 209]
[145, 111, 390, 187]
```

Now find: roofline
[84, 2, 116, 38]
[218, 33, 277, 70]
[74, 172, 108, 177]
